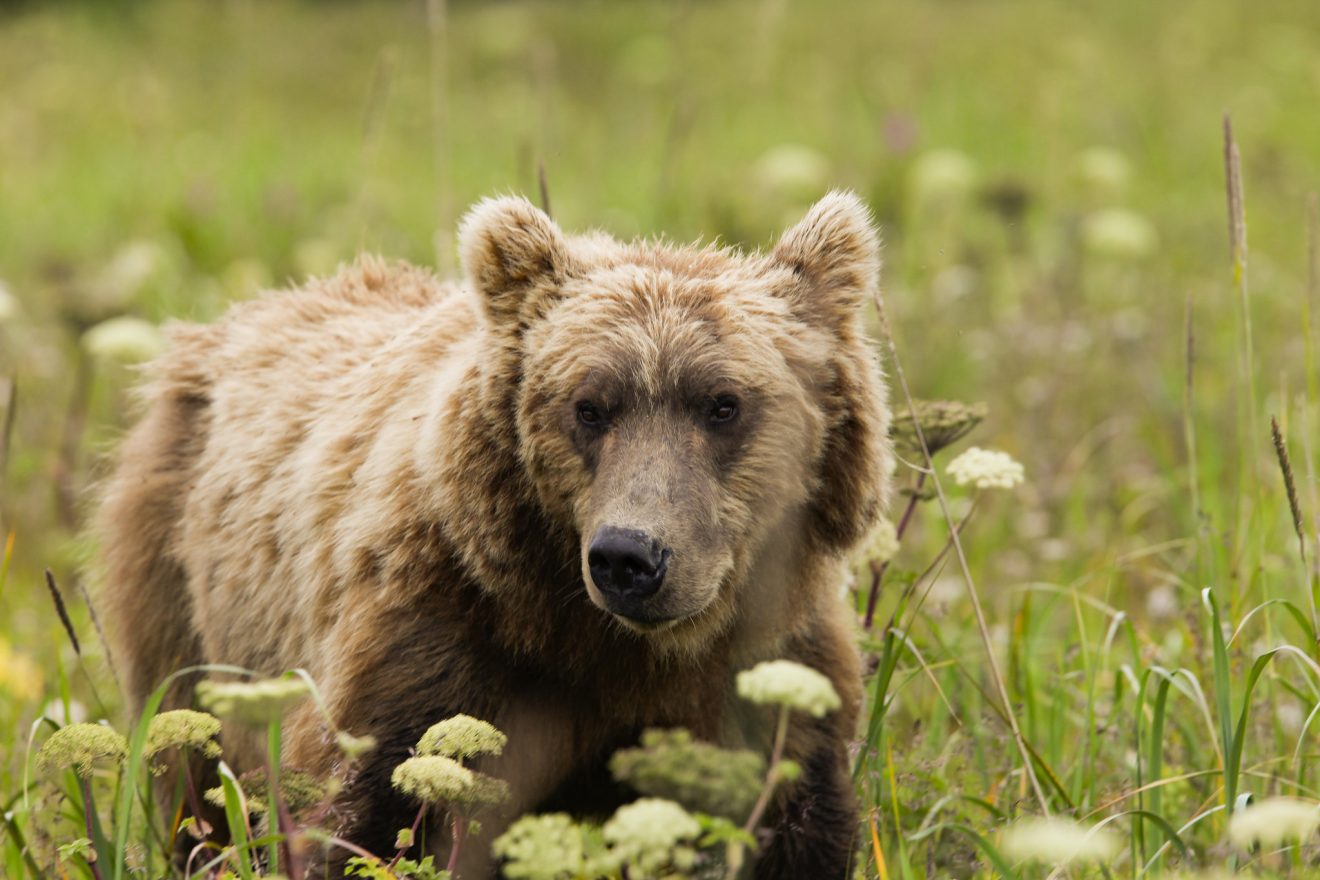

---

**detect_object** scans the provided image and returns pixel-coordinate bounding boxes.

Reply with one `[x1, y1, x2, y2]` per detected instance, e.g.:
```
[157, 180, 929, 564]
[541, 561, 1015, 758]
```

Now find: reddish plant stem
[447, 815, 465, 875]
[79, 776, 105, 880]
[387, 805, 427, 871]
[863, 471, 927, 629]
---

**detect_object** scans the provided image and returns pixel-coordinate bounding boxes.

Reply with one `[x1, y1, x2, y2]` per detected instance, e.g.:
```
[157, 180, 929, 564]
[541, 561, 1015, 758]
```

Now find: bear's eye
[708, 395, 739, 425]
[576, 401, 606, 428]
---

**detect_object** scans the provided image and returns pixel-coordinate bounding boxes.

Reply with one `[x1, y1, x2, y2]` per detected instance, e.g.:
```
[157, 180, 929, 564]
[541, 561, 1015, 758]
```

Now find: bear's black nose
[588, 526, 670, 608]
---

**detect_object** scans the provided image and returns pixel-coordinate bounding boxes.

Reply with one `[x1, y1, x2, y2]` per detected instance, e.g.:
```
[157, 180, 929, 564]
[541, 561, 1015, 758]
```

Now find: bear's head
[458, 192, 891, 651]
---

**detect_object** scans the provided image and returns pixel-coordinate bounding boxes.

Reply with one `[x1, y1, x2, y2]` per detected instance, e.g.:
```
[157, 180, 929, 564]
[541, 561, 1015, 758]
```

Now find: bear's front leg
[752, 734, 858, 880]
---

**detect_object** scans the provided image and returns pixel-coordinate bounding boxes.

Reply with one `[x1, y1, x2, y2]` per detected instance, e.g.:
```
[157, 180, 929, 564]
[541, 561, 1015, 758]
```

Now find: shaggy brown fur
[96, 191, 892, 877]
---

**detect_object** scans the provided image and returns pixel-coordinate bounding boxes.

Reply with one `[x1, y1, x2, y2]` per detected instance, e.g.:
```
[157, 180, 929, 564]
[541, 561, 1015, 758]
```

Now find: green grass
[2, 0, 1320, 876]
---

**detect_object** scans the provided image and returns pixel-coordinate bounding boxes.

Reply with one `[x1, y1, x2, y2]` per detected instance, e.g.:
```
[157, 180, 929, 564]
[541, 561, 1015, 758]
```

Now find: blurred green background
[2, 0, 1319, 874]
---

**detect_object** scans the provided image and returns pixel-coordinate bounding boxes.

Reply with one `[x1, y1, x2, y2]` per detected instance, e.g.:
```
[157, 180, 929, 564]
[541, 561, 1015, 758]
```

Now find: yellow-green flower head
[909, 149, 977, 205]
[195, 676, 311, 725]
[602, 798, 700, 871]
[1000, 816, 1118, 865]
[391, 755, 474, 804]
[492, 813, 590, 880]
[0, 281, 19, 324]
[859, 518, 900, 564]
[204, 768, 326, 815]
[753, 144, 830, 200]
[1082, 207, 1158, 260]
[145, 710, 222, 759]
[416, 714, 507, 760]
[736, 660, 841, 717]
[1074, 147, 1131, 199]
[82, 316, 165, 363]
[335, 731, 377, 760]
[1229, 797, 1320, 850]
[37, 723, 128, 777]
[890, 399, 988, 459]
[946, 446, 1025, 491]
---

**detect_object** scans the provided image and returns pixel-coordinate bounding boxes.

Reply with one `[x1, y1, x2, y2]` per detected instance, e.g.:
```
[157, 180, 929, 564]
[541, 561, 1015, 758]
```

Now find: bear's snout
[587, 526, 671, 618]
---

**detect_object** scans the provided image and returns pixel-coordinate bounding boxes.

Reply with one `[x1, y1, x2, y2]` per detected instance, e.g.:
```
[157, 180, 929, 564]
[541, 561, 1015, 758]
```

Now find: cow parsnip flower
[946, 446, 1025, 490]
[1229, 797, 1320, 850]
[492, 814, 592, 880]
[1082, 208, 1158, 260]
[82, 316, 165, 363]
[145, 710, 222, 759]
[736, 660, 841, 718]
[1001, 816, 1118, 865]
[860, 518, 900, 564]
[37, 723, 128, 778]
[196, 677, 311, 725]
[391, 755, 474, 804]
[416, 714, 507, 760]
[602, 798, 700, 874]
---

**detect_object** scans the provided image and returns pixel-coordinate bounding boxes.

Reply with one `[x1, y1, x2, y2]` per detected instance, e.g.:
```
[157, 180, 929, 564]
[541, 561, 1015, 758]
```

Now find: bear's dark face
[458, 193, 891, 652]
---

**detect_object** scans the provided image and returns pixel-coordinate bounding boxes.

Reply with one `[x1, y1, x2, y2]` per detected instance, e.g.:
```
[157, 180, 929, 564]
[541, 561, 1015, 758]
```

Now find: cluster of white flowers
[391, 754, 475, 803]
[82, 316, 165, 363]
[909, 149, 977, 205]
[602, 798, 701, 875]
[196, 676, 311, 725]
[736, 659, 841, 718]
[946, 446, 1025, 490]
[1082, 207, 1158, 260]
[0, 281, 18, 324]
[1000, 816, 1118, 865]
[1228, 797, 1320, 850]
[417, 713, 507, 759]
[860, 517, 900, 564]
[754, 144, 830, 200]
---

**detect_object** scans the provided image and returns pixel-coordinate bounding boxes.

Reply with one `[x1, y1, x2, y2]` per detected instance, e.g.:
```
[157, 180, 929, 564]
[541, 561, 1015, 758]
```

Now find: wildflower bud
[335, 731, 377, 761]
[416, 714, 507, 760]
[890, 399, 987, 460]
[609, 728, 765, 819]
[736, 660, 841, 718]
[859, 518, 899, 565]
[37, 723, 128, 777]
[145, 710, 222, 760]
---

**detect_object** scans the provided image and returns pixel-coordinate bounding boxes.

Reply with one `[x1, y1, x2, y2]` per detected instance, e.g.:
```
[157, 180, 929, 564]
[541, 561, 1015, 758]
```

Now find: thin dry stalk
[75, 577, 121, 696]
[869, 289, 1052, 816]
[45, 568, 80, 656]
[537, 159, 552, 219]
[1183, 292, 1200, 521]
[1307, 194, 1318, 406]
[1271, 417, 1308, 567]
[0, 376, 14, 495]
[426, 0, 452, 275]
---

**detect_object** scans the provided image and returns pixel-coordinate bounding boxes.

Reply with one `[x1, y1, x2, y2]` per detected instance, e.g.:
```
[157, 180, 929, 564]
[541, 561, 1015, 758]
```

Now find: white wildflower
[1229, 797, 1320, 850]
[0, 281, 19, 323]
[391, 755, 475, 804]
[753, 145, 830, 200]
[196, 676, 311, 725]
[736, 660, 841, 718]
[417, 714, 507, 760]
[1082, 208, 1158, 260]
[946, 447, 1025, 491]
[1145, 585, 1179, 620]
[859, 518, 900, 564]
[82, 316, 165, 363]
[909, 149, 977, 205]
[603, 798, 700, 874]
[1074, 147, 1131, 198]
[1001, 816, 1119, 865]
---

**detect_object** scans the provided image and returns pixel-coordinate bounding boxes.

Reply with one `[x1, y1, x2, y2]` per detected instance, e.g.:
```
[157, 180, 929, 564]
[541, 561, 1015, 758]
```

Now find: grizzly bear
[96, 191, 892, 877]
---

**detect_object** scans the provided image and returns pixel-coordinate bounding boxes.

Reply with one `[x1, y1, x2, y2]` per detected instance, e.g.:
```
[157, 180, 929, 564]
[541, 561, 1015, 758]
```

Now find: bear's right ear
[459, 196, 575, 331]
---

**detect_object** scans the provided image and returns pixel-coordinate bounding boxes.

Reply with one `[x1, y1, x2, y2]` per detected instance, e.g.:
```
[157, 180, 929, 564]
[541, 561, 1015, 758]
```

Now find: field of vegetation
[2, 0, 1320, 876]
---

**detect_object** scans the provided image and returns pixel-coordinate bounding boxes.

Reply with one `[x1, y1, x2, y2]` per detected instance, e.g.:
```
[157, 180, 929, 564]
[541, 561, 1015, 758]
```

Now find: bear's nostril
[587, 526, 669, 601]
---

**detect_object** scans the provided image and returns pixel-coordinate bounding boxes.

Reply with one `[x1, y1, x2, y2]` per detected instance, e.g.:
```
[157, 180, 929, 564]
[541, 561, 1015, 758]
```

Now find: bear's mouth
[613, 613, 682, 634]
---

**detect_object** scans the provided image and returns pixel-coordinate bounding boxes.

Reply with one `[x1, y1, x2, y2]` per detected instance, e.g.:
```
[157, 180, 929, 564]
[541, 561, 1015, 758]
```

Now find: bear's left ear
[459, 196, 577, 332]
[772, 190, 880, 332]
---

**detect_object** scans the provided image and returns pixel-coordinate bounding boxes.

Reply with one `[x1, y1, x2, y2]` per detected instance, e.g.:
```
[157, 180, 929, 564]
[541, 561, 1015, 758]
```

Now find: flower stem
[266, 720, 283, 875]
[79, 776, 105, 880]
[726, 705, 792, 879]
[447, 814, 465, 875]
[387, 805, 427, 871]
[863, 471, 927, 629]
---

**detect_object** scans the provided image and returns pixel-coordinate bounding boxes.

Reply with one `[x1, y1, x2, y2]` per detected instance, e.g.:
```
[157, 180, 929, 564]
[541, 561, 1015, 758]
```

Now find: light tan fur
[97, 192, 892, 878]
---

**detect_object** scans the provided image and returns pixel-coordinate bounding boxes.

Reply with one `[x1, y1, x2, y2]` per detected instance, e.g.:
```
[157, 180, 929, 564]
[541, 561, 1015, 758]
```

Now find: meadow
[1, 0, 1320, 876]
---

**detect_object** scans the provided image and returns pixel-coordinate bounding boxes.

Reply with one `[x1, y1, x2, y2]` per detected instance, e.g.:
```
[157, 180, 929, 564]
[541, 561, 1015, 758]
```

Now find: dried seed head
[890, 399, 987, 459]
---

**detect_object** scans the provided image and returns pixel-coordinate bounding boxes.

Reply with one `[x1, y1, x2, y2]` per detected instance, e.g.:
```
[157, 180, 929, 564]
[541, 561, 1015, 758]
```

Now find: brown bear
[96, 191, 892, 878]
